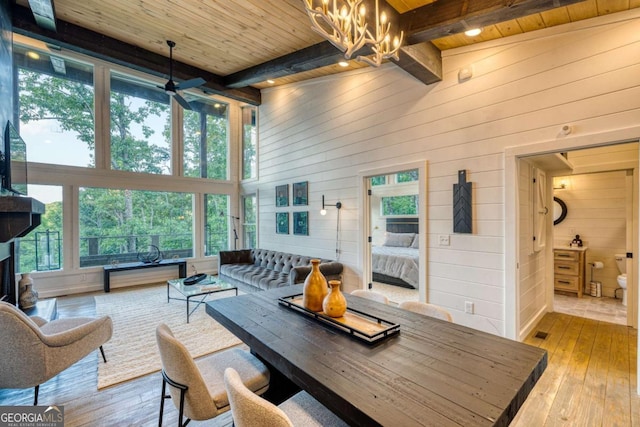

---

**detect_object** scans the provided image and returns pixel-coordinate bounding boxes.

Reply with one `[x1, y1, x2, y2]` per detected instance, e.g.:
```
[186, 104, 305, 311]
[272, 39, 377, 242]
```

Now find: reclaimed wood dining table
[206, 285, 547, 426]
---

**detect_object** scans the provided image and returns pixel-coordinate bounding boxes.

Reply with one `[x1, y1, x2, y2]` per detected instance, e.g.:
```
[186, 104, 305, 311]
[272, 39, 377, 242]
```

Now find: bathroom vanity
[554, 246, 588, 297]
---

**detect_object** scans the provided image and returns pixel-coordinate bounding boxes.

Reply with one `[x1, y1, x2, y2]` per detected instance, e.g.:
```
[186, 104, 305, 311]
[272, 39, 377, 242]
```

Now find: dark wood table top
[206, 285, 547, 427]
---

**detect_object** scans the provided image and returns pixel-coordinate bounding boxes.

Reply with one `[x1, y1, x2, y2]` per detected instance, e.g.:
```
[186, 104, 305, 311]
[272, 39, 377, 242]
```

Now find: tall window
[204, 194, 230, 255]
[243, 195, 257, 249]
[242, 106, 257, 180]
[16, 185, 63, 273]
[183, 99, 229, 179]
[15, 45, 95, 167]
[79, 188, 193, 267]
[110, 72, 171, 174]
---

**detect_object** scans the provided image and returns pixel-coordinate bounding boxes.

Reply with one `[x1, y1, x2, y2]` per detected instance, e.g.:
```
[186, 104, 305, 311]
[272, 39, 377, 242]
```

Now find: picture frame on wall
[292, 181, 308, 206]
[293, 211, 309, 236]
[276, 184, 289, 207]
[276, 212, 289, 234]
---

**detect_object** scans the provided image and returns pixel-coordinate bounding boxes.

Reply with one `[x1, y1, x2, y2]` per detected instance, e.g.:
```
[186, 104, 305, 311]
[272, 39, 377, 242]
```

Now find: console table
[103, 259, 187, 292]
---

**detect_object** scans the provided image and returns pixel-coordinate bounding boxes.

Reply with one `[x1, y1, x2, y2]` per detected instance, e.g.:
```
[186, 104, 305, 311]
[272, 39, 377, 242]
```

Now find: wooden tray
[278, 294, 400, 344]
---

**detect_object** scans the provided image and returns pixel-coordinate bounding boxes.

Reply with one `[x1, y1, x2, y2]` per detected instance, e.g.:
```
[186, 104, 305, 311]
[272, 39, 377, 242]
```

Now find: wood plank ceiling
[11, 0, 640, 104]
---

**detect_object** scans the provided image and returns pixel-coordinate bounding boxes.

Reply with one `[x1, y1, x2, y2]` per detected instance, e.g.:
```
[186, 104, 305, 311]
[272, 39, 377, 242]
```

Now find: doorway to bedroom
[360, 161, 427, 306]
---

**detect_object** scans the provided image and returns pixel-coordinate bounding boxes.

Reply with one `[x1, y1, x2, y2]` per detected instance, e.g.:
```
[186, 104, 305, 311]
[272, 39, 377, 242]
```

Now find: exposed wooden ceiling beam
[11, 4, 261, 105]
[402, 0, 587, 44]
[224, 41, 366, 89]
[226, 0, 443, 88]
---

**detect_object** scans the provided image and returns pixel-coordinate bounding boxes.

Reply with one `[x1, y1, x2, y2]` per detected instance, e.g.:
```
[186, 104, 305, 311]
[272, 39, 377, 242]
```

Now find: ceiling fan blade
[177, 77, 206, 90]
[172, 93, 192, 110]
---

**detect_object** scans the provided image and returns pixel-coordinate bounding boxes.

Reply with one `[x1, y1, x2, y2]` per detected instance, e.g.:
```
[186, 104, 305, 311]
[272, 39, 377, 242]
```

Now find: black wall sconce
[320, 195, 342, 216]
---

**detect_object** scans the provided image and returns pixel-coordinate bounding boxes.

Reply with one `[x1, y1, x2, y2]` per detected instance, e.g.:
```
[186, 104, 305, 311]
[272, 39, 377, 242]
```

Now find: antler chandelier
[303, 0, 404, 67]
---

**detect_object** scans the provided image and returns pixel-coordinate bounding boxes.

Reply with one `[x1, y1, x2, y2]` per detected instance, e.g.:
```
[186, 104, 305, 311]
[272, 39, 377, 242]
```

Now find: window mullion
[95, 65, 110, 170]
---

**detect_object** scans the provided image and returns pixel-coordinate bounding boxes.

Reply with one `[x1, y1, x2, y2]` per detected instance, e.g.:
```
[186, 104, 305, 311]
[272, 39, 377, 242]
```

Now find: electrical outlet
[465, 301, 474, 314]
[438, 235, 450, 246]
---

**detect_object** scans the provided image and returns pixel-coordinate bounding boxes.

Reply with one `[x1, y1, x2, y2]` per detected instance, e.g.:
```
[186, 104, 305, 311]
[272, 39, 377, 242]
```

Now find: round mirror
[553, 197, 567, 225]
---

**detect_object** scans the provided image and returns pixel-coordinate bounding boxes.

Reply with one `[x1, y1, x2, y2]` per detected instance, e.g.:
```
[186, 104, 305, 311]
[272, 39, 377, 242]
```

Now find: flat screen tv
[1, 121, 28, 195]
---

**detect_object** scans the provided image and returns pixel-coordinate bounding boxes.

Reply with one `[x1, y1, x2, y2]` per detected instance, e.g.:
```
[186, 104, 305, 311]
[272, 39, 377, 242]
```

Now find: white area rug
[94, 284, 241, 389]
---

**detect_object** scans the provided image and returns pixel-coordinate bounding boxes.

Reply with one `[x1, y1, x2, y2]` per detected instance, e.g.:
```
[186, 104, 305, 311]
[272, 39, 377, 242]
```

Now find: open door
[533, 167, 547, 253]
[359, 161, 427, 305]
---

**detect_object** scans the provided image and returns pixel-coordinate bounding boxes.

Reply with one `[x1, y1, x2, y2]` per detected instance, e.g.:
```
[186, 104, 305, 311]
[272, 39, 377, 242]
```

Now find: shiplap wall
[253, 9, 640, 336]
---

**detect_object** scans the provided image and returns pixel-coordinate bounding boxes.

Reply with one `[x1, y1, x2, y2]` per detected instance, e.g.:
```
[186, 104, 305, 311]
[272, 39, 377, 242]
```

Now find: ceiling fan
[159, 40, 205, 110]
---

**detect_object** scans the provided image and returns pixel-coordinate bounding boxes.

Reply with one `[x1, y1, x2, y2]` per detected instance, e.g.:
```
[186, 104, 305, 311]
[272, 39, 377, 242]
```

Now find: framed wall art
[292, 181, 308, 206]
[293, 211, 309, 236]
[276, 184, 289, 207]
[276, 212, 289, 234]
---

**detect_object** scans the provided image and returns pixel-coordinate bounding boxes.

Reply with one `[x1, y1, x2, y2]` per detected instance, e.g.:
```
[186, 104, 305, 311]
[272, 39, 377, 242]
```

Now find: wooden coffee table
[167, 276, 237, 323]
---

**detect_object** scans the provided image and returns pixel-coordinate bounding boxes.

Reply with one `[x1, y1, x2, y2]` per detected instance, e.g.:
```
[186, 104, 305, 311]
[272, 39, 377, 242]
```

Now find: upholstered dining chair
[350, 289, 389, 304]
[155, 323, 270, 427]
[398, 300, 453, 322]
[224, 367, 348, 427]
[0, 301, 113, 405]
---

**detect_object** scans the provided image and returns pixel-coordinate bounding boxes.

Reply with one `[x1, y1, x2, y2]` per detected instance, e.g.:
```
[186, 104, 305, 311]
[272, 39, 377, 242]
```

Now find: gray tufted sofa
[218, 249, 343, 294]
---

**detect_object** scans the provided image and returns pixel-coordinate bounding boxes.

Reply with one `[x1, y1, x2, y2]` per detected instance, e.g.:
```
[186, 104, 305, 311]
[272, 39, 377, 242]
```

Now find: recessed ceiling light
[338, 61, 349, 67]
[26, 51, 40, 60]
[267, 79, 275, 84]
[464, 28, 482, 37]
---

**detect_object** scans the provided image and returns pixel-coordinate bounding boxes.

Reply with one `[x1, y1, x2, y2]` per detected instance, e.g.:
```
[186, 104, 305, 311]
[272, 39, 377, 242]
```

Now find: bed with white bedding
[372, 223, 419, 289]
[372, 244, 419, 289]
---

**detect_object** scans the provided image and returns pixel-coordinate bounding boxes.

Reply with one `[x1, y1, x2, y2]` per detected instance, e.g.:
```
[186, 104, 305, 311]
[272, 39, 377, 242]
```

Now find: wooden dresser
[553, 247, 587, 298]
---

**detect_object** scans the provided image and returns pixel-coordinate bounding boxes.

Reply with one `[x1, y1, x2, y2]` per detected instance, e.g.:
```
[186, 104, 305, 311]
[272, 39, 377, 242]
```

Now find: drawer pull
[558, 266, 571, 269]
[558, 281, 571, 284]
[557, 254, 572, 258]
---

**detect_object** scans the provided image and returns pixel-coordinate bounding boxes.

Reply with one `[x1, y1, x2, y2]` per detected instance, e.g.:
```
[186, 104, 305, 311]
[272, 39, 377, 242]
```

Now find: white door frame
[505, 126, 640, 392]
[358, 160, 428, 301]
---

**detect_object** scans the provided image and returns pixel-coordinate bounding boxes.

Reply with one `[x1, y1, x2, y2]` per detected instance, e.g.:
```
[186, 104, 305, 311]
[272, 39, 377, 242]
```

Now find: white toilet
[615, 254, 627, 306]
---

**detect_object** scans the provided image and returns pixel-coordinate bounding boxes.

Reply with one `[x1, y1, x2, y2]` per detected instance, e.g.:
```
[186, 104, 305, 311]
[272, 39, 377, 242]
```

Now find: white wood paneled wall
[254, 9, 640, 336]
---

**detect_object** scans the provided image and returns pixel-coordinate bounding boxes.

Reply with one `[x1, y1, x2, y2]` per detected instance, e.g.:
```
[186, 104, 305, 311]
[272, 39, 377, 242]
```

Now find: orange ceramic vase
[303, 259, 328, 312]
[323, 280, 347, 318]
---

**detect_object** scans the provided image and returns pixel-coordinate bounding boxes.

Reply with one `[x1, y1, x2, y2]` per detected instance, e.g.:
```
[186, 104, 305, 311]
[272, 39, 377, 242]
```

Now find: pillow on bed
[410, 234, 419, 249]
[383, 232, 415, 247]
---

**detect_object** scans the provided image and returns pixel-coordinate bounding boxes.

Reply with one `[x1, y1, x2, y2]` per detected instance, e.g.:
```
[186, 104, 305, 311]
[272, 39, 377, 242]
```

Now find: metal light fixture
[28, 0, 57, 32]
[320, 195, 342, 216]
[303, 0, 404, 67]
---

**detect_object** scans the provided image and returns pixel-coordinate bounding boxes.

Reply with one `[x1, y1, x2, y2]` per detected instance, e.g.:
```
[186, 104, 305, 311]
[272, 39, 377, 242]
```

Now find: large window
[15, 45, 95, 167]
[204, 194, 229, 256]
[16, 185, 63, 273]
[183, 98, 229, 179]
[13, 36, 249, 276]
[79, 188, 193, 267]
[242, 106, 257, 180]
[110, 72, 171, 174]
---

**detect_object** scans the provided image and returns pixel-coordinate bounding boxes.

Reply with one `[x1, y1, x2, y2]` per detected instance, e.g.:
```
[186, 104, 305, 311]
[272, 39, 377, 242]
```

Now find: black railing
[17, 229, 230, 270]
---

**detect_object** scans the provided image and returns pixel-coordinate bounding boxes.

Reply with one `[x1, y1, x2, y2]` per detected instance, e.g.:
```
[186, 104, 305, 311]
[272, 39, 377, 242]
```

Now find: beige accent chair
[155, 323, 270, 427]
[224, 367, 348, 427]
[0, 301, 113, 405]
[350, 289, 389, 304]
[398, 301, 453, 322]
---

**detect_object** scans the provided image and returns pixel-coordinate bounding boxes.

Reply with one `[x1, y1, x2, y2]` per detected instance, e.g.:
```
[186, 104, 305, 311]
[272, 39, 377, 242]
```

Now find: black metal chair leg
[159, 378, 166, 427]
[159, 370, 190, 427]
[99, 345, 107, 363]
[34, 385, 39, 406]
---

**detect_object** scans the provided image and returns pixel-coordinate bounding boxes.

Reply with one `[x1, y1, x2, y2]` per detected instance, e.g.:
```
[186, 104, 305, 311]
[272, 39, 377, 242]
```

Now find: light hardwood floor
[1, 295, 639, 426]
